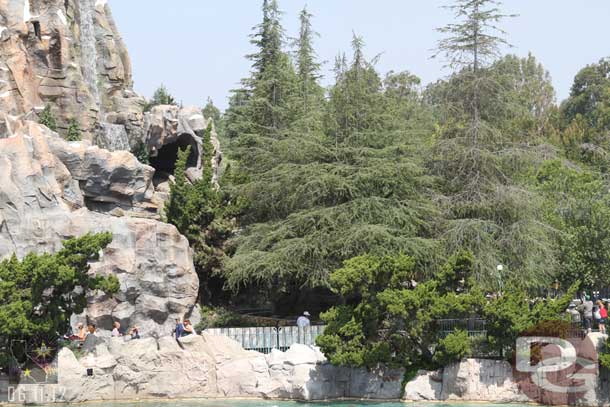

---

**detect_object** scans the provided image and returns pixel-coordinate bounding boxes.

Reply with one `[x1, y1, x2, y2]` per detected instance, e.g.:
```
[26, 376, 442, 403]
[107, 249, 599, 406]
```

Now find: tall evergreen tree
[326, 35, 385, 142]
[247, 0, 297, 133]
[429, 2, 557, 288]
[434, 0, 515, 143]
[290, 7, 325, 133]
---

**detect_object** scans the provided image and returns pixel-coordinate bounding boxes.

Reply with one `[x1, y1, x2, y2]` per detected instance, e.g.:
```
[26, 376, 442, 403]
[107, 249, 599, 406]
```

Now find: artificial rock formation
[0, 0, 220, 178]
[0, 0, 142, 138]
[0, 120, 199, 335]
[404, 333, 610, 407]
[4, 335, 405, 403]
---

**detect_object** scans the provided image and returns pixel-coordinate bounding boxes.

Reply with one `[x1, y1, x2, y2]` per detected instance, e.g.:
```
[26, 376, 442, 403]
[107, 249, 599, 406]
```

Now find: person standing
[582, 295, 594, 333]
[296, 311, 311, 328]
[597, 300, 607, 334]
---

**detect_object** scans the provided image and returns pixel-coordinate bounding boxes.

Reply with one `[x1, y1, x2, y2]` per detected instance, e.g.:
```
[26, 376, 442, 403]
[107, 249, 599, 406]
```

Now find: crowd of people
[567, 292, 608, 334]
[65, 321, 141, 344]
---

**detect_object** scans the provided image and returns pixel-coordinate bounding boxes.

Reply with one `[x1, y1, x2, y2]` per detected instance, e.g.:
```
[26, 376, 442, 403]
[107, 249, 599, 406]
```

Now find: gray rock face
[5, 335, 405, 403]
[0, 120, 199, 336]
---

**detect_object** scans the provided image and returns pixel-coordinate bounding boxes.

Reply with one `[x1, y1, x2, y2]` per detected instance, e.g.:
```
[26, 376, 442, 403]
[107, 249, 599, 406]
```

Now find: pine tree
[66, 118, 81, 141]
[429, 2, 558, 288]
[145, 84, 177, 111]
[434, 0, 515, 143]
[290, 7, 325, 133]
[39, 105, 57, 131]
[203, 97, 222, 125]
[326, 35, 385, 142]
[247, 0, 297, 133]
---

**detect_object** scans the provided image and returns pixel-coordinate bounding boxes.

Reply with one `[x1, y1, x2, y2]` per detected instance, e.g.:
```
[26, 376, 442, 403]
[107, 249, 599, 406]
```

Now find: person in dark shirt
[174, 318, 185, 339]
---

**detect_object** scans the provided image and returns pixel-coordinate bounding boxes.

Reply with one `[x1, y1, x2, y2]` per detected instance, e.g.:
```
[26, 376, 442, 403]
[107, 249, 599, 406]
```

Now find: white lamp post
[496, 264, 504, 291]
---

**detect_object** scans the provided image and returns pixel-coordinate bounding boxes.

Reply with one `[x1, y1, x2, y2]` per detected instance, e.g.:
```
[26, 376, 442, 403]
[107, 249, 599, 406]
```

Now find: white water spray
[79, 0, 101, 110]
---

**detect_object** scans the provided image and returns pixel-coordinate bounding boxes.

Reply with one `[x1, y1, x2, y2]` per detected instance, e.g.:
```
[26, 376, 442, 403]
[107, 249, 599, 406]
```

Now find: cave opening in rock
[150, 134, 198, 180]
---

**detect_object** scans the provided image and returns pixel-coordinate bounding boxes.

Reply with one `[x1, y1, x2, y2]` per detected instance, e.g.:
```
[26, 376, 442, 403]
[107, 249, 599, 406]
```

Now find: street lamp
[496, 264, 504, 292]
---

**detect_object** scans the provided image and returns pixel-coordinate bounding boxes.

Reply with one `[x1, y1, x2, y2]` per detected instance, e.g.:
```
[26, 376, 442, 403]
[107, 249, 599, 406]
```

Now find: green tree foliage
[535, 160, 610, 289]
[144, 84, 177, 111]
[164, 125, 233, 302]
[560, 58, 610, 165]
[38, 105, 57, 131]
[223, 40, 439, 304]
[203, 97, 222, 125]
[483, 280, 578, 356]
[290, 7, 325, 133]
[601, 338, 610, 370]
[427, 1, 558, 289]
[131, 141, 150, 165]
[0, 233, 119, 367]
[245, 0, 297, 133]
[326, 36, 386, 141]
[317, 251, 578, 369]
[316, 251, 485, 369]
[66, 118, 81, 141]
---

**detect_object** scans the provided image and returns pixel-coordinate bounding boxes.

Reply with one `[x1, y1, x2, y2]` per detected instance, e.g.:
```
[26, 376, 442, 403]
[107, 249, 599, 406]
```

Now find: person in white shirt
[111, 321, 122, 337]
[296, 311, 311, 327]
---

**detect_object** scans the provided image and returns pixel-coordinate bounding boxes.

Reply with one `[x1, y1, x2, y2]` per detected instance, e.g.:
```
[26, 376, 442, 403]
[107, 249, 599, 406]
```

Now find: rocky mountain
[0, 0, 221, 335]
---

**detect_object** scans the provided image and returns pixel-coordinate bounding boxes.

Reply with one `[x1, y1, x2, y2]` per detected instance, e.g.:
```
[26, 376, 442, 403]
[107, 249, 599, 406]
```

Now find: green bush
[39, 105, 57, 131]
[66, 118, 81, 141]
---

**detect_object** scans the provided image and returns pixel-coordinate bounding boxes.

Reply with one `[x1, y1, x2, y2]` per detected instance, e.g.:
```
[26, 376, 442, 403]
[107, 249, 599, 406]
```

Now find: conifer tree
[247, 0, 297, 133]
[203, 97, 222, 125]
[429, 1, 557, 288]
[434, 0, 515, 143]
[290, 7, 324, 132]
[326, 35, 385, 142]
[145, 84, 177, 111]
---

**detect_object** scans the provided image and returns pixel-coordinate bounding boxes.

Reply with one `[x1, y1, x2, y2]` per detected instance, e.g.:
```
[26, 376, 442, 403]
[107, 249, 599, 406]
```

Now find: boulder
[404, 370, 443, 401]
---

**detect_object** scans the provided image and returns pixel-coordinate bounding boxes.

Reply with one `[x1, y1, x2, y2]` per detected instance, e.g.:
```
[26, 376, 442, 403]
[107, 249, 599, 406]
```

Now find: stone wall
[405, 333, 609, 407]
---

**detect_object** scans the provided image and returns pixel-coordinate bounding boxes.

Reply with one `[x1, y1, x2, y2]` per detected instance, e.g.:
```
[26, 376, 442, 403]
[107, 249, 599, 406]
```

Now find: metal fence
[437, 318, 487, 338]
[204, 325, 326, 354]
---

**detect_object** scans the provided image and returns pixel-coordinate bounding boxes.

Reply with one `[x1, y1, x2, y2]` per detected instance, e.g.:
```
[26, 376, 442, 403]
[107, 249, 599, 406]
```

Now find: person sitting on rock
[174, 318, 184, 339]
[128, 326, 141, 340]
[111, 321, 123, 337]
[87, 324, 97, 336]
[183, 320, 197, 336]
[75, 322, 87, 341]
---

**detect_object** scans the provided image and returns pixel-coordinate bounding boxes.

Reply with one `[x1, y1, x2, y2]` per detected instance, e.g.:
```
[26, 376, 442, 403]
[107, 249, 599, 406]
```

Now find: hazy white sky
[109, 1, 610, 110]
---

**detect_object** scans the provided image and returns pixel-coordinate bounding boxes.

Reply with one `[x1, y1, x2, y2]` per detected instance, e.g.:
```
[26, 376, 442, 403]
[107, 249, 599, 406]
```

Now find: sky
[109, 1, 610, 110]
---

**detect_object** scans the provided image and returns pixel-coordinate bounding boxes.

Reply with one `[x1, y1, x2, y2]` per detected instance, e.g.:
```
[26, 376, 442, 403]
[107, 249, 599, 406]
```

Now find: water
[35, 401, 534, 407]
[79, 0, 101, 110]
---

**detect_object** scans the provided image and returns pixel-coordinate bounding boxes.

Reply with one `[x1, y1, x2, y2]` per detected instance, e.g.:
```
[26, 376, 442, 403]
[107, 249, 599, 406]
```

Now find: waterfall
[79, 0, 101, 110]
